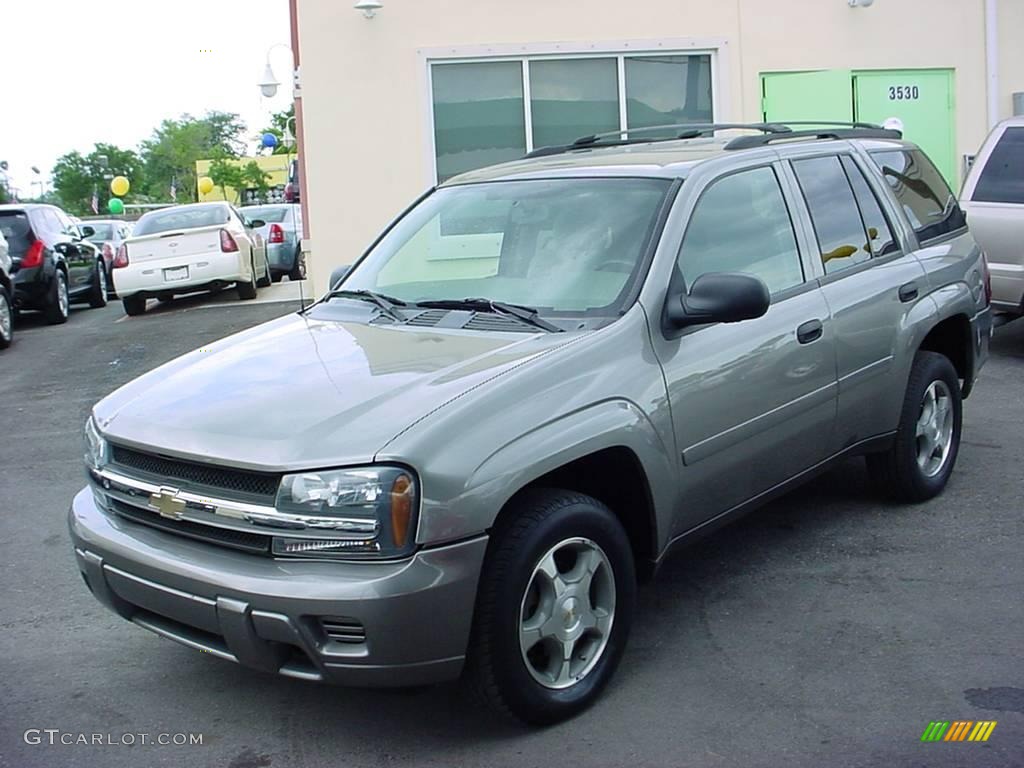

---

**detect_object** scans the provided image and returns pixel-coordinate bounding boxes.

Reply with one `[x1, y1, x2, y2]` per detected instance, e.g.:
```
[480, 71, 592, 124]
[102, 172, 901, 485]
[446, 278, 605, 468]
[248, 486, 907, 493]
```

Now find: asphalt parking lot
[1, 295, 1022, 768]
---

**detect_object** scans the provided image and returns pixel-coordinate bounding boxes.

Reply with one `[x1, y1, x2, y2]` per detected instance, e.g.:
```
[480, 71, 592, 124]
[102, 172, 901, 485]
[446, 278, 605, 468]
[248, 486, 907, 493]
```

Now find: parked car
[0, 231, 12, 349]
[82, 218, 133, 296]
[960, 115, 1024, 320]
[239, 204, 304, 281]
[284, 158, 300, 204]
[0, 203, 108, 324]
[112, 202, 271, 316]
[70, 123, 990, 725]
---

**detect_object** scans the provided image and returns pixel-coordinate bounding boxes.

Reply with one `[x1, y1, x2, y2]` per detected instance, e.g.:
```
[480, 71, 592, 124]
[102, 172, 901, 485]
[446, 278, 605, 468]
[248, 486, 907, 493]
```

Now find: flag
[90, 187, 98, 214]
[170, 178, 177, 202]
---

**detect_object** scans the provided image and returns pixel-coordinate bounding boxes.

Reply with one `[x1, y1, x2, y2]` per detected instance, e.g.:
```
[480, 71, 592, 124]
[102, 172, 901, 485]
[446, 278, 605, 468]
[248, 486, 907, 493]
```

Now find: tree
[259, 104, 295, 155]
[51, 143, 142, 216]
[208, 156, 245, 204]
[241, 161, 272, 204]
[139, 111, 247, 203]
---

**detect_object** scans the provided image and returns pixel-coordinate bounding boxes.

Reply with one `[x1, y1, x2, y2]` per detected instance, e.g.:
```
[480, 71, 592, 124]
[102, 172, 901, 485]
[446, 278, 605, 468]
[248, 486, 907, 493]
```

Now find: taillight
[268, 224, 285, 244]
[284, 183, 295, 203]
[112, 244, 129, 268]
[21, 240, 44, 268]
[220, 229, 238, 252]
[981, 252, 992, 305]
[102, 242, 113, 259]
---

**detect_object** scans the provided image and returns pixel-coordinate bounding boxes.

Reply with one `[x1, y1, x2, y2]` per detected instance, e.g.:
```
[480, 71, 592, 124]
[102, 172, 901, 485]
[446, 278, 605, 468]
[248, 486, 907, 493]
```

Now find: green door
[853, 70, 956, 185]
[761, 70, 853, 124]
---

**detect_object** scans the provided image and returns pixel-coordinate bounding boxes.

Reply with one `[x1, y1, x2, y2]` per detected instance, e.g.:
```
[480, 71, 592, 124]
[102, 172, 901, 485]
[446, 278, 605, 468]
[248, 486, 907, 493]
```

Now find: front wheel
[257, 257, 272, 288]
[121, 295, 147, 316]
[866, 351, 962, 502]
[0, 286, 13, 349]
[88, 260, 108, 308]
[465, 489, 635, 725]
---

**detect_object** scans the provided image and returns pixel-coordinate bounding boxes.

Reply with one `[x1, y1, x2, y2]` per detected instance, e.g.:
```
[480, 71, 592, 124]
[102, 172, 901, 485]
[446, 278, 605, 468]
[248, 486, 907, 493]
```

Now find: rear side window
[839, 156, 899, 258]
[793, 156, 872, 275]
[677, 166, 804, 295]
[972, 127, 1024, 204]
[870, 149, 966, 243]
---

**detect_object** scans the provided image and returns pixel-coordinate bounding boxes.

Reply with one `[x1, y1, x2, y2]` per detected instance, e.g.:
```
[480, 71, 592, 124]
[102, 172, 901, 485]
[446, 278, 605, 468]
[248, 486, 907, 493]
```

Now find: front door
[651, 163, 838, 535]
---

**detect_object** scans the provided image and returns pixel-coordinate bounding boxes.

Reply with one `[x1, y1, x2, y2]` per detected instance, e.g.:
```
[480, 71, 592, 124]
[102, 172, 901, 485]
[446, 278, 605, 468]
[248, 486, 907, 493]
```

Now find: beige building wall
[297, 0, 1017, 295]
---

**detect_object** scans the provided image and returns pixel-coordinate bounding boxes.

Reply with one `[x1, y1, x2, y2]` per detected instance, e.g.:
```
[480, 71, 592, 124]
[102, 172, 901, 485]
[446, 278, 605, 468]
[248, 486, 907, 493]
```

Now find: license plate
[163, 266, 189, 282]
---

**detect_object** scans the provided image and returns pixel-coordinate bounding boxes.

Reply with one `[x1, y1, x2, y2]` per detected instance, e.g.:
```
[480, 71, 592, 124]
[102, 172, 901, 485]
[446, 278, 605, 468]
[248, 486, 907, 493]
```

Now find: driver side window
[678, 167, 804, 295]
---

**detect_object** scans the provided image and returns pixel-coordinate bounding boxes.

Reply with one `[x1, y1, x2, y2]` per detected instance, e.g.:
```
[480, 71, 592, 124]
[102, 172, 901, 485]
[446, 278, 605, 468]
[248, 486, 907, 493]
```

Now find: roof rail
[524, 122, 793, 159]
[723, 125, 902, 150]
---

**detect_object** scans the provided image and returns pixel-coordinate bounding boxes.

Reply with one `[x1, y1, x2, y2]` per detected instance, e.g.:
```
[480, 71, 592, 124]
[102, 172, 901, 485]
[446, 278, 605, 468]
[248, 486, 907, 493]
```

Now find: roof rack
[523, 121, 902, 158]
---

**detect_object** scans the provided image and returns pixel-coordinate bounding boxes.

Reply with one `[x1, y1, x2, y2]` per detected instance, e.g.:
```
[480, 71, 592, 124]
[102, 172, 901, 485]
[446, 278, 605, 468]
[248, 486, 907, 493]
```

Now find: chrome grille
[319, 616, 367, 644]
[110, 498, 271, 554]
[110, 445, 280, 498]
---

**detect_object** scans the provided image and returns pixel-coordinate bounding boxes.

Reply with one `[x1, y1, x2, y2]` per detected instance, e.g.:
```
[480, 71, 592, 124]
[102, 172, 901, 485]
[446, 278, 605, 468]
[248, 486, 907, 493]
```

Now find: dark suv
[0, 204, 108, 323]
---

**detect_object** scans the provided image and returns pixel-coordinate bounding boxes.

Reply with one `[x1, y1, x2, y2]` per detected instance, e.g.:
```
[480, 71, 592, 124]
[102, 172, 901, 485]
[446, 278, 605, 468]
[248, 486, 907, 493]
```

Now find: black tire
[44, 268, 70, 324]
[257, 257, 272, 288]
[121, 295, 147, 316]
[237, 258, 258, 300]
[0, 285, 13, 349]
[288, 248, 306, 281]
[88, 260, 108, 308]
[271, 272, 283, 283]
[464, 489, 636, 725]
[866, 351, 962, 502]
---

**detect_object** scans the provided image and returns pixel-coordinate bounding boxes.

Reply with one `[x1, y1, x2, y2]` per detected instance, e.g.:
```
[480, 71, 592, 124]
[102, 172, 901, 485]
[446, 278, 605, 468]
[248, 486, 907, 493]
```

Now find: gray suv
[70, 123, 991, 724]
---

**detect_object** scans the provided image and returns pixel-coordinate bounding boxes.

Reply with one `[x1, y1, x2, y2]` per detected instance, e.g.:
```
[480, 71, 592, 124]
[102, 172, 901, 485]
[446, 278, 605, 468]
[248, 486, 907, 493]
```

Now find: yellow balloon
[198, 176, 214, 195]
[110, 176, 130, 197]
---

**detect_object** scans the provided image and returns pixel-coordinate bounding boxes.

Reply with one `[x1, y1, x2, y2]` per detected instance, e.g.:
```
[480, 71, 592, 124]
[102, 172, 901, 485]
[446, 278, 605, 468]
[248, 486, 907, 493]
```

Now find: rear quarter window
[972, 127, 1024, 204]
[870, 149, 967, 244]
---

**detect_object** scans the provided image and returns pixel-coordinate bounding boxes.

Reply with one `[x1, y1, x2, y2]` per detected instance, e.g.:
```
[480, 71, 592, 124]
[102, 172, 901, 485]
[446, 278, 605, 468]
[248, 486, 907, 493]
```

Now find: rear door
[52, 208, 93, 292]
[786, 149, 929, 451]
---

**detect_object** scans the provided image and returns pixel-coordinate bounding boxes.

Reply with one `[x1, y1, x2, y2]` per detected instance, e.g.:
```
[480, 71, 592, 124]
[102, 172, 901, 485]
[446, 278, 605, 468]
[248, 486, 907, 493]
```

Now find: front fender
[415, 399, 675, 553]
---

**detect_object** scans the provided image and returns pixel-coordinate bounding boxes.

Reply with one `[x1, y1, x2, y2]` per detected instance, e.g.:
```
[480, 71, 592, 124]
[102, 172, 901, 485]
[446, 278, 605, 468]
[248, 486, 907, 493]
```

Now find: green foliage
[259, 104, 295, 155]
[51, 143, 142, 216]
[241, 161, 272, 204]
[139, 111, 247, 203]
[208, 156, 245, 204]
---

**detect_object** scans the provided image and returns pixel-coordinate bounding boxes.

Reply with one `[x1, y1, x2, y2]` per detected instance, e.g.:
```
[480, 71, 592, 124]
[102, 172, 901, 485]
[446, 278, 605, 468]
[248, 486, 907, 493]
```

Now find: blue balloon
[261, 132, 278, 148]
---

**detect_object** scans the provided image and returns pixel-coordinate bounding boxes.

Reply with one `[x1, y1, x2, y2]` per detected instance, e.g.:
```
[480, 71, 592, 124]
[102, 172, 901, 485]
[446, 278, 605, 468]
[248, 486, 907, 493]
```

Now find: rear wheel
[121, 295, 147, 316]
[866, 351, 962, 502]
[465, 489, 635, 725]
[0, 286, 13, 349]
[288, 248, 306, 281]
[88, 260, 108, 308]
[44, 268, 70, 324]
[237, 257, 258, 300]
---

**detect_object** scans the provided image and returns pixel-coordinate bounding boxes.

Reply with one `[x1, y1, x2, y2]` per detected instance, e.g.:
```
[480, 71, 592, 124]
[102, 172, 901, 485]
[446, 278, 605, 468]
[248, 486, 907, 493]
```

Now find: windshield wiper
[413, 298, 561, 333]
[327, 289, 407, 323]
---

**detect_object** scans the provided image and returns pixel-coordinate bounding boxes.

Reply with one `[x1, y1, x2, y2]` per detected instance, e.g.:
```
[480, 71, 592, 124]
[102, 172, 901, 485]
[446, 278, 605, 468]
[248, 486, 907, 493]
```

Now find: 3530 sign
[888, 85, 920, 101]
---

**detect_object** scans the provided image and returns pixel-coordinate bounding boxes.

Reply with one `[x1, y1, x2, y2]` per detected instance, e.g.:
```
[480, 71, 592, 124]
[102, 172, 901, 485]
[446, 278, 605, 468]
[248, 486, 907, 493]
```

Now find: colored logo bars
[921, 721, 997, 742]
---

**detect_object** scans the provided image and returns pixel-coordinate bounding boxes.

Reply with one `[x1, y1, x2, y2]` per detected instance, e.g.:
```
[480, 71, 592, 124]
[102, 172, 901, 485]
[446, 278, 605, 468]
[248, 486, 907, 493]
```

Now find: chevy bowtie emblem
[149, 487, 186, 520]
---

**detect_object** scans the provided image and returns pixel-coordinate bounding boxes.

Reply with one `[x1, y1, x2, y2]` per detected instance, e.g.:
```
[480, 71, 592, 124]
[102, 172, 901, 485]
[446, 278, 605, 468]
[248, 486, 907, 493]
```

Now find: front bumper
[69, 487, 487, 686]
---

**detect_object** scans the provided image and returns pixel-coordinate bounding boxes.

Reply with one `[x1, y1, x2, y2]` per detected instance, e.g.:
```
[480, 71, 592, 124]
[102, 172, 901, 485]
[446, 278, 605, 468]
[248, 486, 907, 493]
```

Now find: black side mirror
[248, 219, 266, 229]
[80, 225, 95, 238]
[329, 265, 350, 290]
[665, 272, 770, 330]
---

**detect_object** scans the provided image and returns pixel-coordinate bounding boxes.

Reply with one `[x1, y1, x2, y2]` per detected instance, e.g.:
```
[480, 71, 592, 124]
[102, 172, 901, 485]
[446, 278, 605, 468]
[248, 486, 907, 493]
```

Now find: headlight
[83, 416, 108, 471]
[272, 466, 418, 559]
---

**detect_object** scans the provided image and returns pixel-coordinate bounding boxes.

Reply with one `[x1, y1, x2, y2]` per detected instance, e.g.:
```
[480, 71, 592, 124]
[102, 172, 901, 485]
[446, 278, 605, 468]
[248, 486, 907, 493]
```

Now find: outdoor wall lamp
[848, 0, 876, 7]
[354, 1, 383, 18]
[257, 44, 296, 99]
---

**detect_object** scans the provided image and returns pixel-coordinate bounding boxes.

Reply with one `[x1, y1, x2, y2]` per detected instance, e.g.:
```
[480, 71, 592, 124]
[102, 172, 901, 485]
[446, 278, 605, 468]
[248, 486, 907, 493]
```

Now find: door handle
[898, 282, 919, 302]
[796, 319, 823, 344]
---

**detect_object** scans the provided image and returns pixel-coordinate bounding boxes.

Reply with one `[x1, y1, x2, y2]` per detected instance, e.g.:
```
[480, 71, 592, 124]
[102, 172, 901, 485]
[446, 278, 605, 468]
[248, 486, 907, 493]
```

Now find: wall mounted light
[354, 0, 383, 18]
[848, 0, 875, 7]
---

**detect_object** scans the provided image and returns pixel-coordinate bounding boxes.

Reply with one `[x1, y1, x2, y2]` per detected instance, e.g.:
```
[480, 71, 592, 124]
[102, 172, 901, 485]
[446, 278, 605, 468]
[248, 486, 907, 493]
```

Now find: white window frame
[417, 37, 731, 186]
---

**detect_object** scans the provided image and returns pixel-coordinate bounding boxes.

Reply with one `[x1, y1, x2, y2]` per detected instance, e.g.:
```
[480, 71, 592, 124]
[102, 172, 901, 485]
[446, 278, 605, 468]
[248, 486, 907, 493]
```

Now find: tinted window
[678, 167, 804, 294]
[239, 207, 290, 223]
[0, 212, 33, 256]
[132, 205, 230, 236]
[839, 155, 899, 257]
[973, 127, 1024, 204]
[84, 223, 115, 241]
[793, 156, 872, 275]
[870, 149, 966, 242]
[530, 58, 620, 149]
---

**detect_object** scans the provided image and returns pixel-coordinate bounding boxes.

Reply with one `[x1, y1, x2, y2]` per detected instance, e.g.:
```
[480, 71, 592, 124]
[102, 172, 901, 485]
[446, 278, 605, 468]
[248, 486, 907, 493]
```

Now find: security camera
[354, 0, 383, 18]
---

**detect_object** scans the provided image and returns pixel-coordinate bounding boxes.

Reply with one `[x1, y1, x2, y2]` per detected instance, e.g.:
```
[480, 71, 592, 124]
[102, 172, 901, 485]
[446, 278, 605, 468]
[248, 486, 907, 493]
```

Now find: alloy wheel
[57, 272, 69, 318]
[0, 292, 11, 342]
[916, 380, 954, 478]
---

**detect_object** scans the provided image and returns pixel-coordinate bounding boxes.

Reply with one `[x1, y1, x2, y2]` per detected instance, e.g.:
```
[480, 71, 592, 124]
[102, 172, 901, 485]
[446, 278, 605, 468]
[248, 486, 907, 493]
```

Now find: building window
[429, 52, 715, 182]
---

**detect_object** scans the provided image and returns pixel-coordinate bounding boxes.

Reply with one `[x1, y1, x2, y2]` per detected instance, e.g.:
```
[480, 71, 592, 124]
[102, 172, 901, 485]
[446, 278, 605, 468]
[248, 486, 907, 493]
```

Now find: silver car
[239, 204, 304, 281]
[70, 123, 991, 724]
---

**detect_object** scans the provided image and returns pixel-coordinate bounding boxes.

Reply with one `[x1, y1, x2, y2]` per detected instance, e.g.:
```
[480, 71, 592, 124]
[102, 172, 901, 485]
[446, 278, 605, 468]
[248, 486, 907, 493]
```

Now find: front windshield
[341, 178, 672, 314]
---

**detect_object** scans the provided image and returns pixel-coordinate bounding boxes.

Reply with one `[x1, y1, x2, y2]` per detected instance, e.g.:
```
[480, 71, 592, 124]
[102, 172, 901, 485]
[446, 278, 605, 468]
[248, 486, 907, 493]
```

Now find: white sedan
[112, 202, 271, 316]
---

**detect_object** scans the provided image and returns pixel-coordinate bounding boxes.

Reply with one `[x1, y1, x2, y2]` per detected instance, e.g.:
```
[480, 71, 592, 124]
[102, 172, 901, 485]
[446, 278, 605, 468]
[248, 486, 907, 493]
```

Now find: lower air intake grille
[110, 445, 281, 498]
[319, 616, 367, 644]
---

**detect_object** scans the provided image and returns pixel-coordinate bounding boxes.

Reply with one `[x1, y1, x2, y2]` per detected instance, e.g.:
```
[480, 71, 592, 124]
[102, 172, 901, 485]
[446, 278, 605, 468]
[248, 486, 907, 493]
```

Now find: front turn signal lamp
[272, 466, 418, 559]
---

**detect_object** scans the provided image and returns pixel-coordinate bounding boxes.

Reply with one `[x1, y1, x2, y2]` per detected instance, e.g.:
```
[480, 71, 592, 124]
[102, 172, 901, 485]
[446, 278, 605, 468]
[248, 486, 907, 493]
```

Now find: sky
[0, 0, 292, 197]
